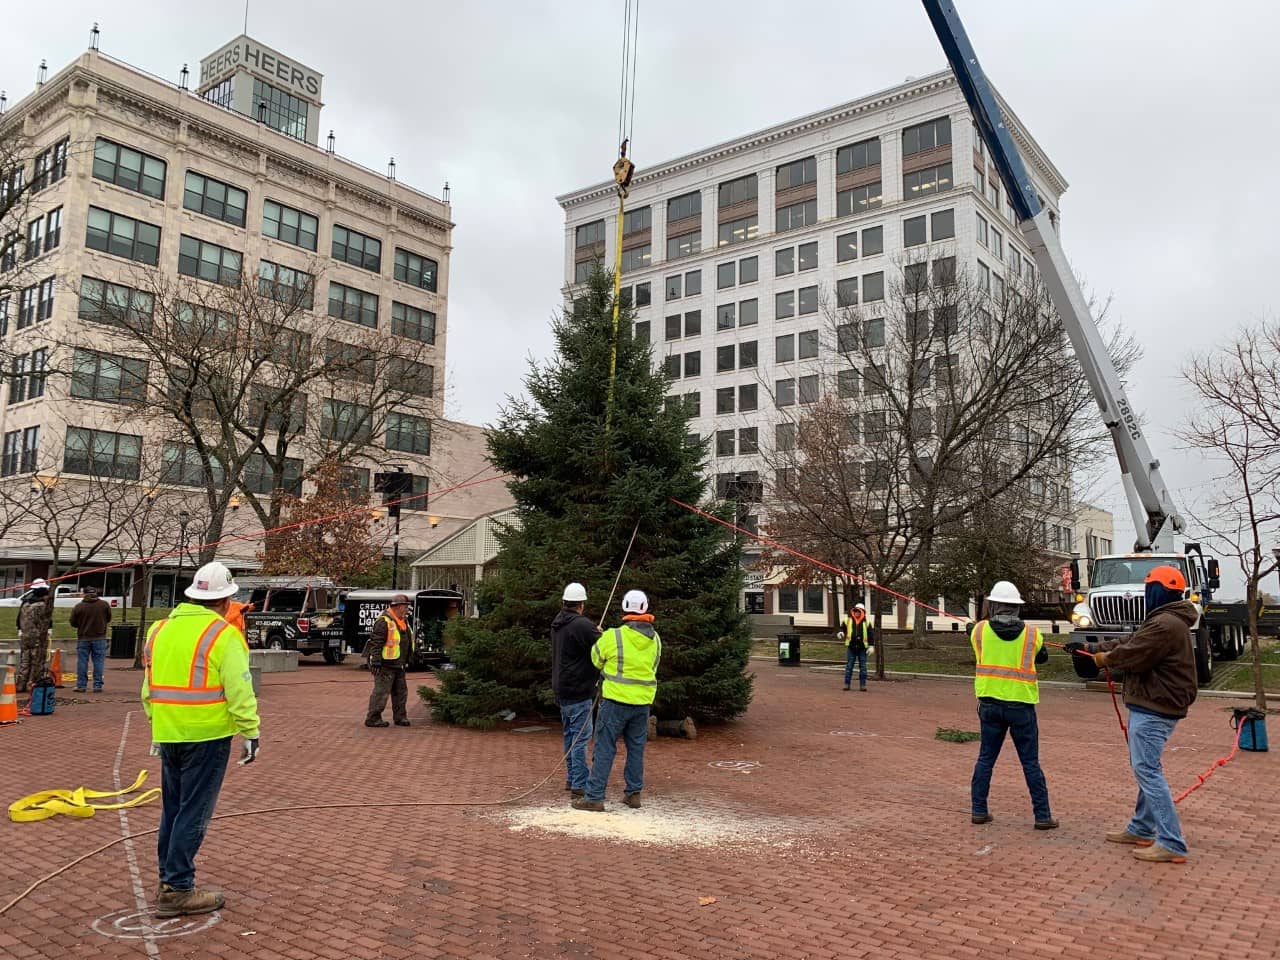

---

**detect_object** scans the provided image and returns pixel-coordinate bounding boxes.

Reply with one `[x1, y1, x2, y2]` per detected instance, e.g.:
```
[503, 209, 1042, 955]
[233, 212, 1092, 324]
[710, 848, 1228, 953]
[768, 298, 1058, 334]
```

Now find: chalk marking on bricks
[110, 710, 166, 956]
[92, 908, 220, 940]
[974, 844, 995, 857]
[829, 730, 880, 737]
[708, 760, 760, 773]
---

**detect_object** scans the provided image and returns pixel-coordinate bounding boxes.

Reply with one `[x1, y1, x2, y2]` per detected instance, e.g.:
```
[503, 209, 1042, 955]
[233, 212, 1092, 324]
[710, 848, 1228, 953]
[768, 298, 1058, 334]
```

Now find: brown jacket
[69, 597, 113, 640]
[1096, 600, 1198, 718]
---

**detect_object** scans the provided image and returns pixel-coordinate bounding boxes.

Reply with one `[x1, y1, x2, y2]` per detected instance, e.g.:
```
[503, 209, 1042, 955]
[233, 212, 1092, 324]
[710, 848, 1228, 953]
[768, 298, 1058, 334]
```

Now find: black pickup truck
[237, 576, 348, 664]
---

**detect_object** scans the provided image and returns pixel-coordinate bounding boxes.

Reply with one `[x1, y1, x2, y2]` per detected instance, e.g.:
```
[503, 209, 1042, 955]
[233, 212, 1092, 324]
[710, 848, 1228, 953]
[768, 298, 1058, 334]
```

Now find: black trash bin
[109, 623, 138, 659]
[777, 632, 801, 666]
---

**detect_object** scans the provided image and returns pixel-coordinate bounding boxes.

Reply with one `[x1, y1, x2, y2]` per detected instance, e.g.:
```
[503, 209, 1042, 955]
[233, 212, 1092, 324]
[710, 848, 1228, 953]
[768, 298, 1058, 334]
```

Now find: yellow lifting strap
[8, 769, 160, 822]
[604, 145, 635, 444]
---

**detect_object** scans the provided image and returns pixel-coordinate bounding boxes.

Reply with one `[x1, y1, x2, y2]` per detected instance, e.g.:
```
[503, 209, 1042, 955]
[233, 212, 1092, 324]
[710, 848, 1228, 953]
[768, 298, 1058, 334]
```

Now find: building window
[837, 369, 859, 399]
[85, 207, 161, 265]
[668, 191, 701, 223]
[320, 399, 372, 445]
[776, 378, 796, 407]
[803, 586, 825, 614]
[32, 138, 69, 192]
[71, 348, 148, 405]
[776, 157, 816, 190]
[36, 278, 55, 323]
[717, 215, 757, 247]
[183, 171, 248, 227]
[18, 286, 35, 329]
[620, 244, 651, 273]
[78, 277, 154, 330]
[717, 262, 736, 290]
[663, 355, 681, 379]
[902, 116, 952, 156]
[666, 275, 683, 301]
[179, 235, 243, 286]
[92, 138, 167, 198]
[239, 452, 302, 496]
[390, 358, 434, 397]
[718, 174, 758, 208]
[332, 224, 383, 273]
[738, 340, 757, 368]
[716, 430, 735, 457]
[386, 411, 432, 455]
[684, 310, 702, 337]
[684, 351, 701, 377]
[975, 213, 989, 248]
[990, 227, 1004, 260]
[863, 272, 885, 302]
[328, 281, 379, 328]
[776, 200, 817, 233]
[43, 208, 62, 252]
[324, 339, 377, 384]
[864, 317, 885, 348]
[9, 350, 47, 403]
[64, 426, 141, 480]
[1, 426, 39, 476]
[576, 220, 605, 251]
[903, 163, 953, 200]
[258, 260, 315, 309]
[622, 206, 651, 235]
[252, 78, 309, 141]
[634, 320, 650, 344]
[0, 297, 8, 337]
[739, 299, 758, 327]
[905, 214, 929, 247]
[668, 230, 701, 260]
[739, 383, 757, 412]
[685, 271, 702, 296]
[836, 138, 881, 173]
[798, 374, 819, 404]
[634, 282, 651, 306]
[776, 290, 795, 320]
[394, 248, 439, 292]
[25, 217, 43, 261]
[202, 76, 234, 108]
[836, 232, 857, 262]
[665, 315, 682, 341]
[716, 386, 735, 414]
[932, 208, 955, 240]
[778, 587, 799, 613]
[862, 226, 884, 256]
[798, 286, 818, 316]
[739, 427, 759, 454]
[390, 302, 436, 343]
[775, 334, 795, 363]
[776, 247, 794, 277]
[263, 199, 319, 251]
[798, 241, 818, 272]
[717, 303, 736, 331]
[836, 182, 883, 217]
[837, 277, 858, 307]
[798, 329, 819, 360]
[160, 443, 224, 487]
[734, 256, 756, 283]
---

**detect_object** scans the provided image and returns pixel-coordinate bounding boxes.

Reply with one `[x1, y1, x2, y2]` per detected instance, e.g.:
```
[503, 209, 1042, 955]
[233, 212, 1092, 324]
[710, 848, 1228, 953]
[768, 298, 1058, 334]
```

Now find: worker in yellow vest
[840, 602, 874, 691]
[365, 594, 414, 727]
[968, 580, 1057, 830]
[142, 561, 260, 919]
[573, 589, 661, 811]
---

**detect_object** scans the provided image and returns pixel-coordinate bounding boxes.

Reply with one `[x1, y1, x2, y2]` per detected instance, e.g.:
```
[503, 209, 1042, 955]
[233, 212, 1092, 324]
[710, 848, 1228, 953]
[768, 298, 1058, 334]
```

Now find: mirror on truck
[1206, 558, 1221, 591]
[1068, 557, 1081, 593]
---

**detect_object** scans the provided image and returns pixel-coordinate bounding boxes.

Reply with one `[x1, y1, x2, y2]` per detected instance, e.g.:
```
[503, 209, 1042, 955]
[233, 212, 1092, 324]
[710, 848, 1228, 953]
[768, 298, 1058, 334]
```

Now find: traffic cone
[0, 665, 18, 725]
[48, 649, 64, 688]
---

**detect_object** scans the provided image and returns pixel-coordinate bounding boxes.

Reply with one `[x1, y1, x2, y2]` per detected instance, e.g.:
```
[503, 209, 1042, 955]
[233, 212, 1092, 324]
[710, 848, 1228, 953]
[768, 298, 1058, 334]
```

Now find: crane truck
[920, 1, 1230, 684]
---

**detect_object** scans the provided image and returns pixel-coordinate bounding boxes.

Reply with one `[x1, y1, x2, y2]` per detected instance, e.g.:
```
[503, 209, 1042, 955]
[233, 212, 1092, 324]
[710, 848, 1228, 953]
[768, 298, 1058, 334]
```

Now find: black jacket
[551, 607, 600, 702]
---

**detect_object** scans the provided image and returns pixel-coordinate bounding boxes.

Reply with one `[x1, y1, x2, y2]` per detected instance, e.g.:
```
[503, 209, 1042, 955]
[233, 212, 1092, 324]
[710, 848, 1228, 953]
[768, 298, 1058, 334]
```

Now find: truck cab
[1070, 551, 1215, 684]
[237, 576, 347, 664]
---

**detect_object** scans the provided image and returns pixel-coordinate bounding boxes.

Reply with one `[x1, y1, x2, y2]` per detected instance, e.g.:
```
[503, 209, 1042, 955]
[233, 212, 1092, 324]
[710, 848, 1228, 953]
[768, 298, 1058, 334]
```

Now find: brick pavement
[1, 660, 1276, 959]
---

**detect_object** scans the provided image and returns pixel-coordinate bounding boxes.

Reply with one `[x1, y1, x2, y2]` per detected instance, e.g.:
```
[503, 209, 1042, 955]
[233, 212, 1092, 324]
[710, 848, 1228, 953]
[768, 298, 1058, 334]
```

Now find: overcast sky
[4, 0, 1279, 583]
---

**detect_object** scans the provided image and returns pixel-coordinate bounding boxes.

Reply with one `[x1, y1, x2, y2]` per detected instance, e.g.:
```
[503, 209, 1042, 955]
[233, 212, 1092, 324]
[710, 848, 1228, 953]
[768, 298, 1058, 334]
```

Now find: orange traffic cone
[48, 649, 64, 688]
[0, 665, 18, 724]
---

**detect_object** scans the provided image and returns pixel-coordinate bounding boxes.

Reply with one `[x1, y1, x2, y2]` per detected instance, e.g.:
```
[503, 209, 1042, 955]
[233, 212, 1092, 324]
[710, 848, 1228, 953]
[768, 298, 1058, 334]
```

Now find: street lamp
[175, 510, 191, 602]
[1273, 548, 1280, 592]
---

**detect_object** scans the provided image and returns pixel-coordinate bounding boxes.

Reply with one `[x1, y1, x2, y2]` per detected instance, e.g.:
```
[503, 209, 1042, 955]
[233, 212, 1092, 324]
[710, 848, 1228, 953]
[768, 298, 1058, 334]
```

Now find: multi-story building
[558, 69, 1068, 626]
[0, 36, 453, 601]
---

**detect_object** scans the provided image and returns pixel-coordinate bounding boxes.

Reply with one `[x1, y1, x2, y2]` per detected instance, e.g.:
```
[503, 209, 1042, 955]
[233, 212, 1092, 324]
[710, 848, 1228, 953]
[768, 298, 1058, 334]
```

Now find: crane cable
[605, 0, 640, 448]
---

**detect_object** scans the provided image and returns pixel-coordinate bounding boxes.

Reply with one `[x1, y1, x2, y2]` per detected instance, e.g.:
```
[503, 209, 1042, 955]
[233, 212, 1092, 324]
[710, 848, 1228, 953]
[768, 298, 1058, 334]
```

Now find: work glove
[1092, 651, 1109, 668]
[1063, 640, 1089, 656]
[866, 645, 875, 656]
[238, 737, 260, 766]
[149, 742, 161, 757]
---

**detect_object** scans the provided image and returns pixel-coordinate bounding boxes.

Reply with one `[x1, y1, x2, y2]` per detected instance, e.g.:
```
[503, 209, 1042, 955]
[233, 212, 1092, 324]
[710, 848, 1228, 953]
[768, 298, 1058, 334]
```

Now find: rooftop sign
[198, 35, 323, 101]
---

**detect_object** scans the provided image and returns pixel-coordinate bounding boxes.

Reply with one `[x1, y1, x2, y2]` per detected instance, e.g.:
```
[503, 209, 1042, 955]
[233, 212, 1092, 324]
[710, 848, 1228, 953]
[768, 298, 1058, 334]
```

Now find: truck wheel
[267, 634, 285, 652]
[322, 647, 346, 665]
[1194, 624, 1213, 685]
[1218, 626, 1240, 662]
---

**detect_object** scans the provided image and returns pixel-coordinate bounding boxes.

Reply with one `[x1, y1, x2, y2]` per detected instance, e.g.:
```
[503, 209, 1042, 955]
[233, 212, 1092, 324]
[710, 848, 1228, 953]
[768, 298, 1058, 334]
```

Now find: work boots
[571, 797, 605, 812]
[1105, 829, 1154, 847]
[623, 792, 642, 809]
[1132, 844, 1187, 864]
[156, 884, 224, 917]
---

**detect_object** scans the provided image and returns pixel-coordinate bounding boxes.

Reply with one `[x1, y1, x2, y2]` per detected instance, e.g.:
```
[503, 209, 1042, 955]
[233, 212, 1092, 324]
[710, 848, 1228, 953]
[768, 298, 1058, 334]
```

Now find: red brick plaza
[1, 660, 1276, 960]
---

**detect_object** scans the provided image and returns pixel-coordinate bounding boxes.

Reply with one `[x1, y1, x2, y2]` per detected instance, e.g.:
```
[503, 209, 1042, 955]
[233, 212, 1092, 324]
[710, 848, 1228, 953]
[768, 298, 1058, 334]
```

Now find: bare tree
[1183, 321, 1280, 711]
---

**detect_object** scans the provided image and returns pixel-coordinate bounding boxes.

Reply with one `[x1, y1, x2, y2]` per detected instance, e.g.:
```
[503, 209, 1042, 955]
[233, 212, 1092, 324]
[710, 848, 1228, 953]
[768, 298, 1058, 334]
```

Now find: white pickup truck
[0, 584, 127, 608]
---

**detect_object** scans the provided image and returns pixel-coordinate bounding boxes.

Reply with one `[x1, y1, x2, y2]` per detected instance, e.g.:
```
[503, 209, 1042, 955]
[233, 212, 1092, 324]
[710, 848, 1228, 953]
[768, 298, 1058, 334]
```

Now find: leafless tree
[1183, 321, 1280, 711]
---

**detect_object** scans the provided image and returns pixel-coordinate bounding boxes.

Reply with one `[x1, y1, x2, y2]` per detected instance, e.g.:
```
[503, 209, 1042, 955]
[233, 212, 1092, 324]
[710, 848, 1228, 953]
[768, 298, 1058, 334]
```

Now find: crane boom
[920, 0, 1183, 551]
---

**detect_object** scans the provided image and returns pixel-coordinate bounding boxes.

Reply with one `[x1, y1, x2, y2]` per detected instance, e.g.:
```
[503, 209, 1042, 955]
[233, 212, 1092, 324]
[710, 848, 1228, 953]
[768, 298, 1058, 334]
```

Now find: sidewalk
[1, 661, 1275, 959]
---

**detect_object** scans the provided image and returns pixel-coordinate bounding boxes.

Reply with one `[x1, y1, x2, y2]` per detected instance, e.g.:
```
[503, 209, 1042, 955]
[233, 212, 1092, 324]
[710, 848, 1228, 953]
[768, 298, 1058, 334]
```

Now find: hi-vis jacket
[970, 619, 1043, 705]
[841, 614, 872, 650]
[142, 603, 261, 743]
[591, 620, 661, 706]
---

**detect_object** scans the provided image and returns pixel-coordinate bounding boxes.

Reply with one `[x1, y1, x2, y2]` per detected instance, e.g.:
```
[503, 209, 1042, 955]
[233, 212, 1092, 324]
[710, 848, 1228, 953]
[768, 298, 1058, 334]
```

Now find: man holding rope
[1065, 565, 1197, 864]
[551, 582, 601, 799]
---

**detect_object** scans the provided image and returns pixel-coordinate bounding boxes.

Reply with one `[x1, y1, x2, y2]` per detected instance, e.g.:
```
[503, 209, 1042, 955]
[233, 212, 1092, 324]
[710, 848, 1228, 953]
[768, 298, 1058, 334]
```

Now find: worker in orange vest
[223, 600, 254, 648]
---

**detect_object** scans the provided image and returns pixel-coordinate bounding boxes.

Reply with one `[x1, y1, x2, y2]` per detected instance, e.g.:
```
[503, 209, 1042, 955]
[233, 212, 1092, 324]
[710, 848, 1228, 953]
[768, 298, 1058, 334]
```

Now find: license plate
[327, 637, 340, 647]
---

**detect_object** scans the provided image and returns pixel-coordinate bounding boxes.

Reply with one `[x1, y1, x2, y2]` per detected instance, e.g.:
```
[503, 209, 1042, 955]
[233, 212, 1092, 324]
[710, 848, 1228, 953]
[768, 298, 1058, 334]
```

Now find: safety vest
[142, 603, 260, 743]
[970, 619, 1042, 704]
[843, 615, 870, 648]
[591, 622, 661, 705]
[381, 615, 403, 661]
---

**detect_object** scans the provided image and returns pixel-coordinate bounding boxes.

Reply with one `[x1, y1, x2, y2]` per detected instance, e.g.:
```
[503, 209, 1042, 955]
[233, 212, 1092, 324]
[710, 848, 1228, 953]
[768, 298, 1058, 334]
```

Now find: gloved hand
[1092, 651, 1109, 668]
[149, 742, 161, 757]
[238, 737, 260, 766]
[1063, 640, 1089, 656]
[866, 645, 875, 657]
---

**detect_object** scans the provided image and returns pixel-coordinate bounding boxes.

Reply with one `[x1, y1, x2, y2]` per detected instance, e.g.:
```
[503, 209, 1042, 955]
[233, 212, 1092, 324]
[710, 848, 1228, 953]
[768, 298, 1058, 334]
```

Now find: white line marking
[113, 710, 161, 958]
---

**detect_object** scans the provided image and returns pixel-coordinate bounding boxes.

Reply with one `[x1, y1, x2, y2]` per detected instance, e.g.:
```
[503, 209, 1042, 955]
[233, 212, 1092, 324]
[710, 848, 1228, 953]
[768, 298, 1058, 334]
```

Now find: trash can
[109, 623, 138, 660]
[777, 632, 801, 666]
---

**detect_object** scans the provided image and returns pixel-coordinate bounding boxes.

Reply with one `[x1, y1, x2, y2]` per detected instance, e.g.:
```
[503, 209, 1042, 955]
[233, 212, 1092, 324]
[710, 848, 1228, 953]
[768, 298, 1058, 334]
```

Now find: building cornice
[557, 70, 1067, 208]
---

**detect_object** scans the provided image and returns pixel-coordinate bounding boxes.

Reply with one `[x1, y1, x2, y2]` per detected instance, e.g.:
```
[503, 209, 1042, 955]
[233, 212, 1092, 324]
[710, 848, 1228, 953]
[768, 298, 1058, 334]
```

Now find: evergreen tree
[424, 268, 753, 728]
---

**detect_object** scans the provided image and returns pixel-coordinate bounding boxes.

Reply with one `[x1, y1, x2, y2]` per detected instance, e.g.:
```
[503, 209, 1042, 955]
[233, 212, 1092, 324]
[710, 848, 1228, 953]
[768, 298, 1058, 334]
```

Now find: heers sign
[199, 37, 322, 98]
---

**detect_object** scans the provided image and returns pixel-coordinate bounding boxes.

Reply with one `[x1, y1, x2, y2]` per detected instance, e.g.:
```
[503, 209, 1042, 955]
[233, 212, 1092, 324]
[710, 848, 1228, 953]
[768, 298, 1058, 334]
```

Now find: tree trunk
[1247, 582, 1268, 712]
[133, 567, 154, 670]
[908, 534, 934, 649]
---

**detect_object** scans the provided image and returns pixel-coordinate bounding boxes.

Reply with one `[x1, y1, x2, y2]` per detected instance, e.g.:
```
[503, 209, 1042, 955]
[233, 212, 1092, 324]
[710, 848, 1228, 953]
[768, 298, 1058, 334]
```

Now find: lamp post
[175, 510, 191, 602]
[1273, 548, 1280, 592]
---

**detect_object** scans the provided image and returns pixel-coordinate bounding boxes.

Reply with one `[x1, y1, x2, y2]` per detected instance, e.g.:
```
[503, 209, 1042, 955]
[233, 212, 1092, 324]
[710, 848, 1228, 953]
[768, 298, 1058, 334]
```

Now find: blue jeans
[1126, 708, 1187, 855]
[158, 738, 232, 890]
[844, 646, 867, 688]
[559, 698, 594, 791]
[585, 699, 649, 801]
[970, 701, 1052, 822]
[76, 639, 107, 690]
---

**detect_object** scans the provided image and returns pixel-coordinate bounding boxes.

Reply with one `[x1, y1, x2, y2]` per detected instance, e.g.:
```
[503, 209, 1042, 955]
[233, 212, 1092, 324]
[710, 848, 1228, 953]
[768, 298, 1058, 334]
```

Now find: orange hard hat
[1145, 565, 1186, 592]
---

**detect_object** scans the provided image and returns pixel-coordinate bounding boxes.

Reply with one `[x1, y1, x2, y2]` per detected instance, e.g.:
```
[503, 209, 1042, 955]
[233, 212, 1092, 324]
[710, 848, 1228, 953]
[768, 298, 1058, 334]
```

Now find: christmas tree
[424, 267, 753, 727]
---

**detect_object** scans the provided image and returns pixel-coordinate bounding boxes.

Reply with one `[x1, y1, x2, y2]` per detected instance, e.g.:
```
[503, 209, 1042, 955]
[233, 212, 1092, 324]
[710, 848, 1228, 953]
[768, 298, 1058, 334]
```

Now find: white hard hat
[185, 561, 239, 601]
[30, 578, 48, 589]
[562, 582, 587, 603]
[621, 589, 649, 614]
[854, 602, 866, 611]
[986, 581, 1024, 605]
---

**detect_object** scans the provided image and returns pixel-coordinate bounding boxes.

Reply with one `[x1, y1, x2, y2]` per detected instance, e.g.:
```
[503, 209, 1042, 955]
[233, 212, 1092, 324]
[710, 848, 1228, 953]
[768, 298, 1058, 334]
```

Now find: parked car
[0, 584, 127, 608]
[236, 576, 347, 663]
[342, 588, 464, 669]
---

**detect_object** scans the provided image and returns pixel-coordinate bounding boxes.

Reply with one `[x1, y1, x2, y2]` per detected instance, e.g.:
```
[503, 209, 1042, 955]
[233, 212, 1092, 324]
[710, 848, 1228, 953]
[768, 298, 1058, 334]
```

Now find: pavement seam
[112, 709, 161, 959]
